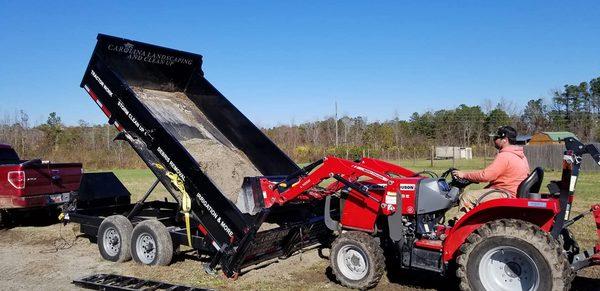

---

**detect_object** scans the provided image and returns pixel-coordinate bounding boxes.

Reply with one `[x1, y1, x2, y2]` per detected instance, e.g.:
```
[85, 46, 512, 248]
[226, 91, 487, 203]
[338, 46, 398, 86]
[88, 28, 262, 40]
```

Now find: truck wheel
[97, 215, 133, 262]
[330, 231, 384, 289]
[457, 219, 571, 291]
[131, 220, 173, 266]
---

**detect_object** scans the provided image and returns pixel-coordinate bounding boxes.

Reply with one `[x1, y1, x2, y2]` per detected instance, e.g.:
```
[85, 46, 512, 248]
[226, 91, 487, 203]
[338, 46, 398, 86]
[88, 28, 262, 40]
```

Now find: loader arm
[261, 156, 398, 209]
[359, 157, 418, 178]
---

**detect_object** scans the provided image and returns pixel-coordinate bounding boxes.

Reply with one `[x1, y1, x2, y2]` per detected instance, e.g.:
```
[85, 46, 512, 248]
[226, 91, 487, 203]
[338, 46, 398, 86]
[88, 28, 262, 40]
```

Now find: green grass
[90, 168, 174, 202]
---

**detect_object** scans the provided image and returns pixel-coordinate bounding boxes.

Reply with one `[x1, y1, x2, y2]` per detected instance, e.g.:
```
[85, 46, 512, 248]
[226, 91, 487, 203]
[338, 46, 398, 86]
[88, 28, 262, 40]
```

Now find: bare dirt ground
[1, 220, 598, 290]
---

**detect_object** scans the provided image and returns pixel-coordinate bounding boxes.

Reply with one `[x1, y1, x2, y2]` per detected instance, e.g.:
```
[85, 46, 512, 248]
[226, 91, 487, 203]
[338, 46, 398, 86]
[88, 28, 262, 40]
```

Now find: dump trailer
[65, 34, 332, 277]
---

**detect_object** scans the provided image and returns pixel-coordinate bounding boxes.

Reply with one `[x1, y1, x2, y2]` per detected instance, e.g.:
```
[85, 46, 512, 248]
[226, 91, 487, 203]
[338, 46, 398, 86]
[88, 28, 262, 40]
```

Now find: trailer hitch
[563, 205, 596, 228]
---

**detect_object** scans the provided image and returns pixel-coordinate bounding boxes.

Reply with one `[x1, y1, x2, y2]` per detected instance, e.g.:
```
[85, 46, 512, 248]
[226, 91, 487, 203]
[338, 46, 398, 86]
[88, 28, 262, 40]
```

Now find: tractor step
[414, 239, 443, 251]
[72, 274, 212, 291]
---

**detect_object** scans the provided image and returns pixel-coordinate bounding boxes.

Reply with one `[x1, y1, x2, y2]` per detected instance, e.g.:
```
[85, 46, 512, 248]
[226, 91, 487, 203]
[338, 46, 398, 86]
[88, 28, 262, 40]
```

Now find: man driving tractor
[452, 126, 530, 218]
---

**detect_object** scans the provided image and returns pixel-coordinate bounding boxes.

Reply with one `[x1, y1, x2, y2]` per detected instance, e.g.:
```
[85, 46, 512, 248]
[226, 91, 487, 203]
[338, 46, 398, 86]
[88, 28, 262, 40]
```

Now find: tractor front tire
[456, 219, 571, 291]
[330, 231, 384, 290]
[97, 215, 133, 262]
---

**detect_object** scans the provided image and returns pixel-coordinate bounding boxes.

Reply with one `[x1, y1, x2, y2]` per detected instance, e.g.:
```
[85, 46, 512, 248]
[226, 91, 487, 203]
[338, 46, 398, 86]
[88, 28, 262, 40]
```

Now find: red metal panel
[340, 192, 380, 232]
[415, 239, 443, 251]
[48, 164, 83, 194]
[593, 204, 600, 264]
[442, 198, 559, 262]
[396, 177, 420, 215]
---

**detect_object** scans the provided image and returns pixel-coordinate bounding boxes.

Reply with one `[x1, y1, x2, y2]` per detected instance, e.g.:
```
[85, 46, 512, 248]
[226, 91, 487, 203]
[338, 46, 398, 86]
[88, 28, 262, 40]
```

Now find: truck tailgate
[48, 163, 83, 194]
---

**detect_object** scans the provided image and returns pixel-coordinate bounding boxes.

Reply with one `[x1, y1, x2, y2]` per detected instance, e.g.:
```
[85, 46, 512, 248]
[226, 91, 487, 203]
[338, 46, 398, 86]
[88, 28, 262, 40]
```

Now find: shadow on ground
[1, 208, 60, 229]
[572, 274, 600, 291]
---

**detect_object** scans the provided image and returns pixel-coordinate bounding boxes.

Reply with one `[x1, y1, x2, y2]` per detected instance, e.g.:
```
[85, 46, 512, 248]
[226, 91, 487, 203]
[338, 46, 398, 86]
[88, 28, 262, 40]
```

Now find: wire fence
[524, 143, 600, 172]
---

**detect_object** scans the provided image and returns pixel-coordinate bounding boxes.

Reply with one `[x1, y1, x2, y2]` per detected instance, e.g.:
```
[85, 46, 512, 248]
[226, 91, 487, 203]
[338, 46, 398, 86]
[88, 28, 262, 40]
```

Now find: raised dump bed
[69, 34, 332, 276]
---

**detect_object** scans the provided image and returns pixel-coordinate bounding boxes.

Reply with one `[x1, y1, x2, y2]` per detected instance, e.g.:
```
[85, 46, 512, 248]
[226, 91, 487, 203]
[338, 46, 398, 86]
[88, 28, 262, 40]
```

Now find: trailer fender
[442, 198, 559, 262]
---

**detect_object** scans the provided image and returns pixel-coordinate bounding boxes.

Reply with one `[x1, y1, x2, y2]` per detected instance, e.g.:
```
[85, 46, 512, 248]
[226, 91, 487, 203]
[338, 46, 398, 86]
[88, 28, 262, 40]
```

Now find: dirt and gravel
[0, 222, 326, 290]
[1, 221, 599, 290]
[132, 87, 261, 204]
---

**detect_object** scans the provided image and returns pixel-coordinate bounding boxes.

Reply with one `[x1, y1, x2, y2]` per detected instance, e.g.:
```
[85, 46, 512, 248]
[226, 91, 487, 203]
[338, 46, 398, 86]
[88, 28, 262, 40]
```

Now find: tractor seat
[516, 167, 544, 199]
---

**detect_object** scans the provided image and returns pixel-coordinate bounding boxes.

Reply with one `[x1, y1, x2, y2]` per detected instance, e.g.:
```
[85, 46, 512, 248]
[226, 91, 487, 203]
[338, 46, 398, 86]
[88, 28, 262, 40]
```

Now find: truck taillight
[8, 171, 25, 189]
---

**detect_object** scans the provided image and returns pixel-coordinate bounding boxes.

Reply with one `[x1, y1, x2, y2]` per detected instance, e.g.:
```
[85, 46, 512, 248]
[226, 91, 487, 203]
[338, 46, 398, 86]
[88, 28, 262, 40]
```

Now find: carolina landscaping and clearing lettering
[107, 43, 193, 66]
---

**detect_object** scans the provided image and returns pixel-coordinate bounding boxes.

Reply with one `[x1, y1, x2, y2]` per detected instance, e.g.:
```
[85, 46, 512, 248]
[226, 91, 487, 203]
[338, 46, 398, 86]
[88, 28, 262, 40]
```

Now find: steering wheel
[411, 170, 438, 178]
[441, 167, 474, 189]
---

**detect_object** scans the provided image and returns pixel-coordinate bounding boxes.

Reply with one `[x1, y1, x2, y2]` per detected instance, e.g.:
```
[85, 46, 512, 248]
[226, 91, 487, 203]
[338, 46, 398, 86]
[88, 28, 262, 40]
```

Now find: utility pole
[335, 100, 339, 147]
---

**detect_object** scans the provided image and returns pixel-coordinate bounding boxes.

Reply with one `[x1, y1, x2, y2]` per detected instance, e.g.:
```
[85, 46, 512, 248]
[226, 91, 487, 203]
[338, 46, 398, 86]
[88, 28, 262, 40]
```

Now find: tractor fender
[442, 198, 560, 262]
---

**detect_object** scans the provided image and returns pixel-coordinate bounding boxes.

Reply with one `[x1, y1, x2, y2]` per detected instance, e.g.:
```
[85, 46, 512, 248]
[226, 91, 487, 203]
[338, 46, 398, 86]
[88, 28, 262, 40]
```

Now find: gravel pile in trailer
[132, 87, 262, 203]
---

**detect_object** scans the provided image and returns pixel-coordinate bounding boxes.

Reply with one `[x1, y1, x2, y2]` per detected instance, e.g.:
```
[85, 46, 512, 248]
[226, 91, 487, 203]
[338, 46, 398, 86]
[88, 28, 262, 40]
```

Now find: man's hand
[452, 170, 466, 179]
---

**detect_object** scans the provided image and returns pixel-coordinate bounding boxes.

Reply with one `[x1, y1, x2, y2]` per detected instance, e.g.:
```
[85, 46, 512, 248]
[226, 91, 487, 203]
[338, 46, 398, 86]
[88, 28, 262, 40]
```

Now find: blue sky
[1, 1, 599, 127]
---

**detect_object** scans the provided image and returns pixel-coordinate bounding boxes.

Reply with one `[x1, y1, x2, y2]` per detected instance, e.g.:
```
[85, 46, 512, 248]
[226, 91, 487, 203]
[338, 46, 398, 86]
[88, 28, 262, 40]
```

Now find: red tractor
[239, 137, 600, 290]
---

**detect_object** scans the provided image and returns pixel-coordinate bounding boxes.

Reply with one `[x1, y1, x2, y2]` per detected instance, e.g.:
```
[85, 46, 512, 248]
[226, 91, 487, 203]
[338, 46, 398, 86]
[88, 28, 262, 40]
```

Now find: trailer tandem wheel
[330, 231, 385, 290]
[97, 215, 133, 262]
[131, 219, 173, 266]
[457, 219, 571, 291]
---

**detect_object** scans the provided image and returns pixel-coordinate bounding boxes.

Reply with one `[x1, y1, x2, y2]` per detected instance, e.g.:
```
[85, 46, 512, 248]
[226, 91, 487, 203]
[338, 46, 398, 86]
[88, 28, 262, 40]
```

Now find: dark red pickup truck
[0, 144, 82, 223]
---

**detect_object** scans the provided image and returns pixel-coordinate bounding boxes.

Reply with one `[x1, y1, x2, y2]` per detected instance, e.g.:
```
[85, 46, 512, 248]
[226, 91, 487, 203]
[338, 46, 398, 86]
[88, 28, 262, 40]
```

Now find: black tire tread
[131, 219, 173, 266]
[97, 215, 133, 262]
[456, 219, 572, 291]
[330, 231, 385, 290]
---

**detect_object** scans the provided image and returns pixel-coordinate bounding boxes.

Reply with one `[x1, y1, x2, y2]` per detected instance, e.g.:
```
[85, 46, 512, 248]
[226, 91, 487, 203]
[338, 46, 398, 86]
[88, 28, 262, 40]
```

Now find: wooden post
[430, 145, 434, 167]
[452, 154, 456, 168]
[483, 144, 487, 167]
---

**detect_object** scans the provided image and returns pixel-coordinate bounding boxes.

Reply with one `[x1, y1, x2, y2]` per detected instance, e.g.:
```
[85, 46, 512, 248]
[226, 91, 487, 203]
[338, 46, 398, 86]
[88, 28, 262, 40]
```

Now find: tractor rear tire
[131, 219, 173, 266]
[330, 231, 385, 290]
[97, 215, 133, 262]
[456, 219, 571, 291]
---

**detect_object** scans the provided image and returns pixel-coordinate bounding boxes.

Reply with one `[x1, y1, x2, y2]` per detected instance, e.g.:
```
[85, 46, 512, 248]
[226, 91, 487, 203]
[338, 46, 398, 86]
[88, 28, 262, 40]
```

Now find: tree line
[1, 76, 599, 167]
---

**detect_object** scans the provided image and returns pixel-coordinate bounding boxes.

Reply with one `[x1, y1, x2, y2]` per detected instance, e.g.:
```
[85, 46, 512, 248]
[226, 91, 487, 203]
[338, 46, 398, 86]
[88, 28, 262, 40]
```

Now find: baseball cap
[493, 126, 517, 142]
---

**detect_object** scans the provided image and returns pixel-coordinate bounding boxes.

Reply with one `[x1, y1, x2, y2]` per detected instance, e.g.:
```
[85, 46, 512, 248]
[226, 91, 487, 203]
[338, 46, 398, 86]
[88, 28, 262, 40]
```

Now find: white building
[435, 146, 473, 160]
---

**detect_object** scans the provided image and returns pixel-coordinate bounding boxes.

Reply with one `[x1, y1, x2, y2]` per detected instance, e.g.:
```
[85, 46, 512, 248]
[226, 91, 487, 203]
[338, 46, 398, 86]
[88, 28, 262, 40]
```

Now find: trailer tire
[97, 215, 133, 262]
[456, 219, 571, 291]
[330, 231, 384, 290]
[131, 220, 173, 266]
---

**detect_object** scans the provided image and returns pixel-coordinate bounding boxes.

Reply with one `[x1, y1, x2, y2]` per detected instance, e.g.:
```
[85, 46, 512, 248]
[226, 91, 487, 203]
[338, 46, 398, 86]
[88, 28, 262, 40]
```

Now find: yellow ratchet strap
[166, 172, 192, 247]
